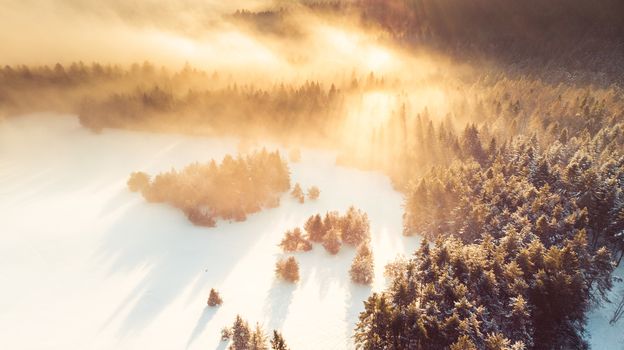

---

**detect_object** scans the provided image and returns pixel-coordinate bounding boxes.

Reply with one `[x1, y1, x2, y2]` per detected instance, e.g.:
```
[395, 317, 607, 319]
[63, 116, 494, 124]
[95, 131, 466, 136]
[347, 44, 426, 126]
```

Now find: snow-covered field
[1, 114, 622, 349]
[0, 114, 420, 350]
[587, 265, 624, 350]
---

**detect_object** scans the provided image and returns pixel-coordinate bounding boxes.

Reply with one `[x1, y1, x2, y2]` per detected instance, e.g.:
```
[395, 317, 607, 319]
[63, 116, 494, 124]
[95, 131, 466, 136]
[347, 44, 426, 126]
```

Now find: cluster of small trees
[127, 150, 290, 226]
[275, 256, 300, 283]
[355, 233, 614, 349]
[279, 207, 371, 257]
[221, 315, 289, 350]
[276, 206, 374, 284]
[290, 184, 304, 204]
[289, 183, 320, 204]
[303, 207, 370, 255]
[77, 80, 344, 137]
[279, 228, 312, 253]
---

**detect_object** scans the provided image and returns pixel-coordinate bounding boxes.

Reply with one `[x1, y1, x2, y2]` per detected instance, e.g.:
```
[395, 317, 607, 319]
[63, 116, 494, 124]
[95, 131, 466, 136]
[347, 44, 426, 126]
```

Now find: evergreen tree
[350, 243, 374, 285]
[127, 171, 150, 192]
[270, 330, 289, 350]
[341, 206, 370, 246]
[307, 186, 320, 200]
[275, 256, 300, 282]
[231, 315, 251, 350]
[249, 323, 269, 350]
[291, 183, 304, 203]
[304, 214, 325, 242]
[207, 288, 223, 307]
[322, 228, 341, 255]
[279, 228, 312, 252]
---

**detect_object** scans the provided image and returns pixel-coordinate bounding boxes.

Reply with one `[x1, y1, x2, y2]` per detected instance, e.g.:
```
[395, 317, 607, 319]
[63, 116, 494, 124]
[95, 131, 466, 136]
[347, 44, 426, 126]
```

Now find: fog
[0, 0, 410, 80]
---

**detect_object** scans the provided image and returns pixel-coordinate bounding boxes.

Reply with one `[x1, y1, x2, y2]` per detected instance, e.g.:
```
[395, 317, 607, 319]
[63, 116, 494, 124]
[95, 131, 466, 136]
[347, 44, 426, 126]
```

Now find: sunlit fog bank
[0, 0, 410, 80]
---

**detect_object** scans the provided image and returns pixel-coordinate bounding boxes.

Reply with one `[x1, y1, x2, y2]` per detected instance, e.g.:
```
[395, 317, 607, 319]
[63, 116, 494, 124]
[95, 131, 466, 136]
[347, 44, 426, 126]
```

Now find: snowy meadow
[0, 113, 422, 350]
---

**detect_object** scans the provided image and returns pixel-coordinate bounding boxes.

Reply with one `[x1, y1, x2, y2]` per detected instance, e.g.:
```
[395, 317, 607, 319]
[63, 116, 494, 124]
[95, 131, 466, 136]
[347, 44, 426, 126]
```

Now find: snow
[0, 114, 420, 350]
[587, 264, 624, 350]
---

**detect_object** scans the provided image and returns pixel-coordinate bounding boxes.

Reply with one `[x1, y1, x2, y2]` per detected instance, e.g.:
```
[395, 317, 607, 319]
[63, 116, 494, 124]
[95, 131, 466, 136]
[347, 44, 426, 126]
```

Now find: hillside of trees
[128, 150, 290, 226]
[355, 234, 613, 349]
[402, 123, 624, 263]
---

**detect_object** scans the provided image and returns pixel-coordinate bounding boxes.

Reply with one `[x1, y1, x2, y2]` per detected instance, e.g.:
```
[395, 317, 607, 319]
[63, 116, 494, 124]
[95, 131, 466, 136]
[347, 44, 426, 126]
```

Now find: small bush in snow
[127, 171, 150, 192]
[307, 186, 320, 200]
[290, 183, 305, 204]
[207, 288, 223, 307]
[275, 256, 300, 283]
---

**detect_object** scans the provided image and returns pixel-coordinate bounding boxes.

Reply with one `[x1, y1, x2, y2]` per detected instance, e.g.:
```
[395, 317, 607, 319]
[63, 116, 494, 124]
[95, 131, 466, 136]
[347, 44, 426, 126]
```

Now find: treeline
[356, 233, 613, 349]
[356, 86, 624, 349]
[221, 315, 290, 350]
[403, 123, 624, 264]
[357, 0, 624, 45]
[0, 61, 215, 117]
[354, 0, 624, 83]
[127, 149, 290, 226]
[343, 75, 624, 187]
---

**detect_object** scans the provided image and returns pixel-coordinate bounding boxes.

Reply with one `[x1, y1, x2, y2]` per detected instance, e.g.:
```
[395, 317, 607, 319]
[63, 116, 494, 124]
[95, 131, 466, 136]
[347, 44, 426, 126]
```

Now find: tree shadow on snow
[345, 283, 372, 347]
[214, 340, 228, 350]
[263, 279, 296, 330]
[299, 245, 357, 300]
[186, 306, 218, 349]
[95, 197, 279, 338]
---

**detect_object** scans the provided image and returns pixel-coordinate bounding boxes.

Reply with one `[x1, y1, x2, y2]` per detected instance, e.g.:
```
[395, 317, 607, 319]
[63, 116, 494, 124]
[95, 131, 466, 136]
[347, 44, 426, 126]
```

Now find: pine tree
[304, 214, 324, 242]
[354, 293, 393, 350]
[484, 333, 512, 350]
[249, 323, 269, 350]
[322, 228, 341, 255]
[307, 186, 320, 200]
[270, 330, 289, 350]
[231, 315, 251, 350]
[350, 243, 374, 284]
[341, 206, 370, 246]
[279, 227, 312, 252]
[275, 256, 300, 282]
[450, 336, 477, 350]
[207, 288, 223, 307]
[291, 183, 304, 203]
[506, 295, 533, 347]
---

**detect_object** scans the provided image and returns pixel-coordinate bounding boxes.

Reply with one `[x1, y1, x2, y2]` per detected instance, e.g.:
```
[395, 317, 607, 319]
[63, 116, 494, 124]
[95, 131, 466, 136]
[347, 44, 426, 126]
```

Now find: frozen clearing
[0, 114, 419, 350]
[0, 114, 622, 349]
[587, 264, 624, 350]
